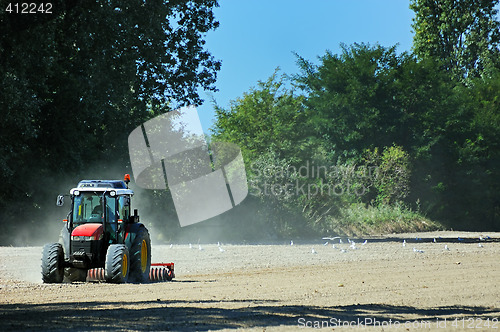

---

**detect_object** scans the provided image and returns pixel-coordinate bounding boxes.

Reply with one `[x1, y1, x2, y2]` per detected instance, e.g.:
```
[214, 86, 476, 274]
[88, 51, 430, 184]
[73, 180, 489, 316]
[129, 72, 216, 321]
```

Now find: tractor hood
[71, 223, 104, 241]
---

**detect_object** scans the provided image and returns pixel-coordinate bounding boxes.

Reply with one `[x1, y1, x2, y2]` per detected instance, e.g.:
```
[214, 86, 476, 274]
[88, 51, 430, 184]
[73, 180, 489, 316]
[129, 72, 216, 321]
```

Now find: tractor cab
[70, 180, 134, 244]
[55, 179, 136, 271]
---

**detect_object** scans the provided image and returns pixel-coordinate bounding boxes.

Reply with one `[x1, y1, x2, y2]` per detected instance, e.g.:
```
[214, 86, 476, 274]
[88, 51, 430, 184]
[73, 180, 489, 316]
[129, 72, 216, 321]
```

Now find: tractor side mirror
[56, 195, 64, 206]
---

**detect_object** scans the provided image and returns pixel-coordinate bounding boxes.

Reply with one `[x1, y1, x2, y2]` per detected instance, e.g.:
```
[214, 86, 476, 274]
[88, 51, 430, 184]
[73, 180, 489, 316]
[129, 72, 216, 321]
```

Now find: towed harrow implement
[87, 262, 175, 282]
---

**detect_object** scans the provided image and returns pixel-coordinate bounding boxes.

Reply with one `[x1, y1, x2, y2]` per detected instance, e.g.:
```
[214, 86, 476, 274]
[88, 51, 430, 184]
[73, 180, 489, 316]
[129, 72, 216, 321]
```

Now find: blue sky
[196, 0, 416, 132]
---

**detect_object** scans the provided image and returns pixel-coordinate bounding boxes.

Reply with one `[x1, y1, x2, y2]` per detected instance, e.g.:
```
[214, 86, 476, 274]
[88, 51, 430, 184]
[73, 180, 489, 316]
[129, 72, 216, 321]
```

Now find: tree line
[0, 0, 499, 244]
[211, 0, 500, 236]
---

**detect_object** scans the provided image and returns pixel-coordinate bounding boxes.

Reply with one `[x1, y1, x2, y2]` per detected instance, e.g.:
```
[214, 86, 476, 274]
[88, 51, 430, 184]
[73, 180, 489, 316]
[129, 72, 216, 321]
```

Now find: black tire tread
[41, 243, 64, 283]
[129, 227, 151, 283]
[104, 244, 129, 283]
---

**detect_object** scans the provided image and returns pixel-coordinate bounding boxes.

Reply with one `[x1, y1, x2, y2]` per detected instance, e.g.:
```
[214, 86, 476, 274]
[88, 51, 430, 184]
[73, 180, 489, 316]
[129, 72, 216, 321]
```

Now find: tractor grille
[70, 240, 101, 268]
[72, 241, 92, 257]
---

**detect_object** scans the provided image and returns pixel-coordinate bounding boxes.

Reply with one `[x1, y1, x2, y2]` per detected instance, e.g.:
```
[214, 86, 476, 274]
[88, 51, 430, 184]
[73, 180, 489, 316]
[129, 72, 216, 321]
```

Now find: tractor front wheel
[104, 244, 129, 283]
[41, 243, 64, 283]
[129, 227, 151, 283]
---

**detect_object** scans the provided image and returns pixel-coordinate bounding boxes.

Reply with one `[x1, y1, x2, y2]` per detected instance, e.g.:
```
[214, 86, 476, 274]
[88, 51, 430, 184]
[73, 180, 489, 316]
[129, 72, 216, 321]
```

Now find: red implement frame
[87, 262, 175, 282]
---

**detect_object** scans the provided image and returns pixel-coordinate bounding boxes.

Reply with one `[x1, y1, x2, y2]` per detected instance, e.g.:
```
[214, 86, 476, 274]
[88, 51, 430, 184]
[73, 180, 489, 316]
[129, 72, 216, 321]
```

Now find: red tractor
[41, 174, 160, 283]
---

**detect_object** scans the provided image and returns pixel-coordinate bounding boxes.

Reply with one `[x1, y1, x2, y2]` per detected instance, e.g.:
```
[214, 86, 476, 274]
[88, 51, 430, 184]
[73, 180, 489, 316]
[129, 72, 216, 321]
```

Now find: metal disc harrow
[87, 267, 105, 281]
[150, 263, 175, 282]
[86, 262, 175, 282]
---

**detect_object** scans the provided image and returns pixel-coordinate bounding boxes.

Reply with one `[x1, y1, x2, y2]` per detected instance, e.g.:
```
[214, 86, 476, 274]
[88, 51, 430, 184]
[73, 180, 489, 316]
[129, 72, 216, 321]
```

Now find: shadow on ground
[1, 300, 499, 331]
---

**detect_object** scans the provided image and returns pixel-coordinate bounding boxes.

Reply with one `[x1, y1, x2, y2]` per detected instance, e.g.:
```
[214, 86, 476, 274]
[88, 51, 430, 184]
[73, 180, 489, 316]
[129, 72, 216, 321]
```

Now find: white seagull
[311, 247, 317, 254]
[445, 245, 450, 250]
[403, 240, 406, 247]
[413, 247, 424, 253]
[219, 246, 226, 252]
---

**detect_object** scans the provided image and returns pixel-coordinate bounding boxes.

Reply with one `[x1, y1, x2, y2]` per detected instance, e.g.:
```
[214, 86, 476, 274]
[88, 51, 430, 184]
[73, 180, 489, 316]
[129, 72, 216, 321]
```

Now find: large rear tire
[104, 244, 129, 283]
[129, 227, 151, 283]
[41, 243, 64, 283]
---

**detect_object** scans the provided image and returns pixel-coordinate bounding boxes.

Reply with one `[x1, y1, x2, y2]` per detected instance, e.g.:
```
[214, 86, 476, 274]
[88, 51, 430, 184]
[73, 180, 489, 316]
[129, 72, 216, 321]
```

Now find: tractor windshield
[72, 192, 104, 224]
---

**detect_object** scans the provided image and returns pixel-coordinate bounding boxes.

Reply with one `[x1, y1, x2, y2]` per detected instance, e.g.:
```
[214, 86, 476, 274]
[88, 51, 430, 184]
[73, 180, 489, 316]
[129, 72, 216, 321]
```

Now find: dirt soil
[1, 231, 500, 331]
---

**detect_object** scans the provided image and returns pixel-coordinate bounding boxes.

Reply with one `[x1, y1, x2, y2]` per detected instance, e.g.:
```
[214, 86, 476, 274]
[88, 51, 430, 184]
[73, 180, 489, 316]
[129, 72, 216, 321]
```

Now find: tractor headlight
[109, 190, 116, 197]
[71, 236, 94, 241]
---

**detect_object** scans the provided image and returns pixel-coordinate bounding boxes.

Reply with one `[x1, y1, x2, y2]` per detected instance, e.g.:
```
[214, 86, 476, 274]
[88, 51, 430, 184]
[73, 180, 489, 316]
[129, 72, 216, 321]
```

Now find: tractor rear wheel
[129, 227, 151, 283]
[41, 243, 64, 283]
[104, 244, 129, 283]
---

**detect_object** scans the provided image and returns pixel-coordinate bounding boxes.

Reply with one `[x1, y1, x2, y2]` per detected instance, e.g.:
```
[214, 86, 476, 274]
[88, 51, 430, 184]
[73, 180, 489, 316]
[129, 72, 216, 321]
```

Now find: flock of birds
[171, 242, 226, 252]
[308, 237, 369, 254]
[307, 237, 369, 254]
[306, 235, 489, 255]
[167, 236, 489, 255]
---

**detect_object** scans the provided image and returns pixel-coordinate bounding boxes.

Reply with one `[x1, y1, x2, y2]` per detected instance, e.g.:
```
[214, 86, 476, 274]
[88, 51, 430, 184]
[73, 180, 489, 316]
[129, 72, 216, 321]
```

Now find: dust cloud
[4, 159, 284, 249]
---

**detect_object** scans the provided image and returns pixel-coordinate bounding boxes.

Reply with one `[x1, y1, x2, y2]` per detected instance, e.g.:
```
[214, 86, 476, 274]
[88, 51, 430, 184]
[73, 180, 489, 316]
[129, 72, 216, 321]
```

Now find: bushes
[363, 146, 411, 206]
[324, 203, 441, 236]
[213, 44, 500, 238]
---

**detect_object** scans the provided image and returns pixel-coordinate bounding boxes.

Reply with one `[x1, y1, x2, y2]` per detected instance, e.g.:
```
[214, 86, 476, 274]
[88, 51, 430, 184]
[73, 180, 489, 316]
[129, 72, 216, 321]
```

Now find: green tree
[364, 146, 411, 206]
[410, 0, 500, 81]
[0, 0, 221, 244]
[212, 72, 331, 236]
[212, 70, 306, 164]
[295, 44, 417, 159]
[294, 43, 496, 230]
[448, 71, 500, 229]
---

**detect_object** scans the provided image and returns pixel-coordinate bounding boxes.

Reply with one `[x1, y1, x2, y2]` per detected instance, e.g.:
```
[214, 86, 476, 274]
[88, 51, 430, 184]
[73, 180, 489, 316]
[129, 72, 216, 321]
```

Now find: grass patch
[323, 203, 444, 236]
